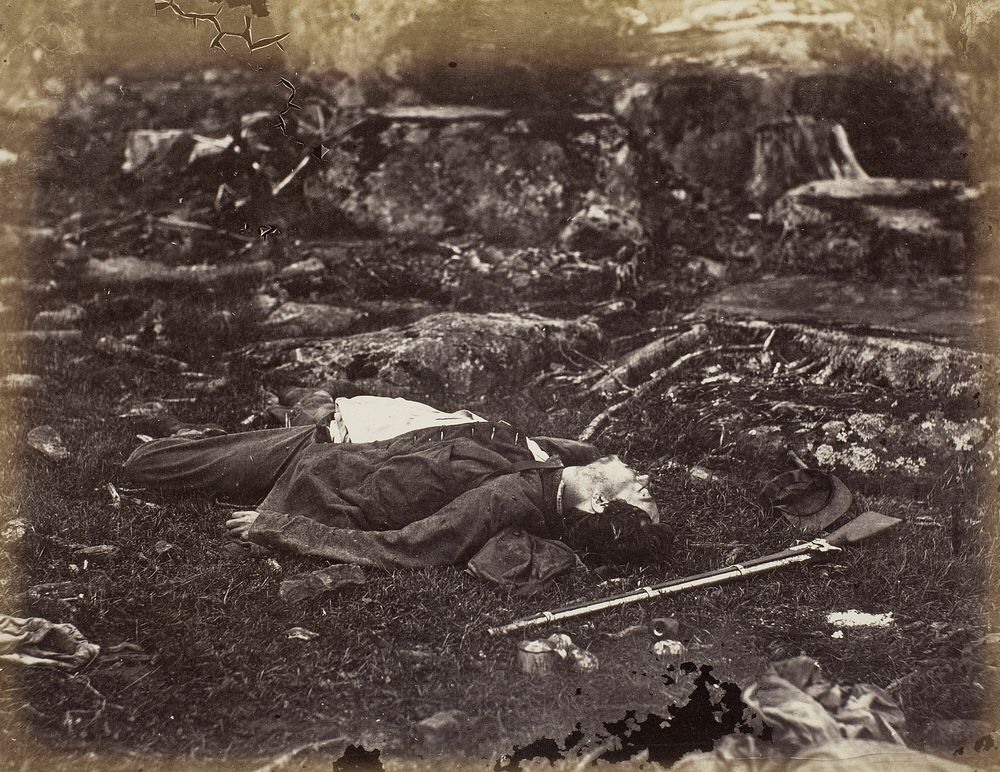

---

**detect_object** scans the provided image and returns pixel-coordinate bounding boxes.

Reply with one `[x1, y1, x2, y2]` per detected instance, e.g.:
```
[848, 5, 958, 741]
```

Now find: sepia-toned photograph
[1, 1, 998, 769]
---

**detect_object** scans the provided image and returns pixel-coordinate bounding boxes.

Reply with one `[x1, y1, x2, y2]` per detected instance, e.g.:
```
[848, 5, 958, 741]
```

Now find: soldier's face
[591, 456, 659, 522]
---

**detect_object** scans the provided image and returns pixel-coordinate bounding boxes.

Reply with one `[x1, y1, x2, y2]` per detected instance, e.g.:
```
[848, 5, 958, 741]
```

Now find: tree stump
[748, 116, 868, 204]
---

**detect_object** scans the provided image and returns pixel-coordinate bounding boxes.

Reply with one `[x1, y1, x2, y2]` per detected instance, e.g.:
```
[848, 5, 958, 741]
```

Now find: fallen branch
[85, 257, 275, 289]
[589, 324, 708, 395]
[95, 336, 189, 372]
[561, 343, 635, 393]
[579, 399, 631, 443]
[154, 215, 254, 243]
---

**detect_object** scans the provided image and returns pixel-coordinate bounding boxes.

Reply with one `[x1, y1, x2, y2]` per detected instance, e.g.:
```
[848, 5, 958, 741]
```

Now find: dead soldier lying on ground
[123, 394, 673, 578]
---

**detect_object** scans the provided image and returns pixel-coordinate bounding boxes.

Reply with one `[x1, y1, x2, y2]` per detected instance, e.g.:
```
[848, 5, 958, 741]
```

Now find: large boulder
[237, 311, 601, 402]
[302, 107, 640, 245]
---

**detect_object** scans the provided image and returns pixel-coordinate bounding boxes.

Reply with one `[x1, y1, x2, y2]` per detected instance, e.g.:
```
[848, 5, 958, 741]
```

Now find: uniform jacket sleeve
[530, 436, 603, 465]
[248, 475, 548, 568]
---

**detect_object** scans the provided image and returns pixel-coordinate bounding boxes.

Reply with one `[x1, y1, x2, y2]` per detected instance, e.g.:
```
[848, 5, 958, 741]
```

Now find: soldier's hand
[225, 510, 259, 541]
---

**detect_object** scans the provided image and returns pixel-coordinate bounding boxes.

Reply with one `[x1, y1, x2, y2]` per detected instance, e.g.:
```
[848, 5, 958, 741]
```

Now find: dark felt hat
[759, 468, 853, 533]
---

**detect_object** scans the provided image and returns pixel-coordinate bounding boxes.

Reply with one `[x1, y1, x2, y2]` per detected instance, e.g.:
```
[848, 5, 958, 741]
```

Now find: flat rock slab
[302, 113, 639, 245]
[769, 178, 979, 276]
[27, 425, 70, 462]
[238, 311, 601, 402]
[279, 564, 366, 604]
[701, 276, 996, 347]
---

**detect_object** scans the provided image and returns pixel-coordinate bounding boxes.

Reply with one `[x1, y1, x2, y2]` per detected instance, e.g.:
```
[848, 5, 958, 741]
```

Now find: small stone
[416, 709, 468, 746]
[285, 626, 320, 641]
[153, 540, 176, 557]
[279, 564, 366, 604]
[118, 401, 168, 420]
[33, 303, 86, 329]
[567, 648, 599, 672]
[1, 374, 43, 394]
[278, 257, 326, 279]
[251, 293, 282, 317]
[686, 256, 727, 279]
[689, 465, 721, 484]
[558, 203, 647, 256]
[652, 639, 686, 657]
[27, 425, 70, 462]
[185, 377, 229, 394]
[2, 518, 28, 542]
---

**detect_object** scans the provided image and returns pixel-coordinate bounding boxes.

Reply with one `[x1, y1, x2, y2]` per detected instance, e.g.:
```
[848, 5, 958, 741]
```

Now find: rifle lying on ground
[487, 511, 900, 636]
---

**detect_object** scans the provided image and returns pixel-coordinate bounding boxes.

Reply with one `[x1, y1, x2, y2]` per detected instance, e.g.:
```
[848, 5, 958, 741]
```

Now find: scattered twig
[666, 343, 760, 373]
[571, 744, 609, 771]
[250, 736, 349, 772]
[118, 665, 162, 694]
[271, 155, 312, 197]
[560, 342, 636, 393]
[154, 216, 254, 243]
[579, 399, 631, 443]
[95, 336, 189, 372]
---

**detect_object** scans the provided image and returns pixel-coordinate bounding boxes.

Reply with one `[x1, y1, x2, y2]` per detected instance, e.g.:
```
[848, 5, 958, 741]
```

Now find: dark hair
[562, 499, 673, 565]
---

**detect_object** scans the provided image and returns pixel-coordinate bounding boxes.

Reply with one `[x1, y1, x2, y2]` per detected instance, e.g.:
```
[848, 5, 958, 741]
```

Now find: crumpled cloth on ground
[673, 656, 967, 771]
[466, 526, 580, 594]
[672, 737, 970, 772]
[0, 614, 100, 670]
[745, 655, 906, 747]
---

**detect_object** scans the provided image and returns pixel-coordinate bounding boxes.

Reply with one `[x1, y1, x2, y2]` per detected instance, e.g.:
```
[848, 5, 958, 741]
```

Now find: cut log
[748, 116, 868, 204]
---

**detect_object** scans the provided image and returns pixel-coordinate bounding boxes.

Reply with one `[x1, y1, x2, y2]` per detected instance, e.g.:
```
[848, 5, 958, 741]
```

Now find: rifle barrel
[487, 550, 816, 636]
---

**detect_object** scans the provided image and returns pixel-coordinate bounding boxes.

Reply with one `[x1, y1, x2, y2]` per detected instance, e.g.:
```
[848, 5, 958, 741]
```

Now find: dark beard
[561, 499, 673, 565]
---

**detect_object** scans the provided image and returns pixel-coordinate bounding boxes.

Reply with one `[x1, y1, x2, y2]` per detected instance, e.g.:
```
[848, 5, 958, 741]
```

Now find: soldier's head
[563, 455, 658, 522]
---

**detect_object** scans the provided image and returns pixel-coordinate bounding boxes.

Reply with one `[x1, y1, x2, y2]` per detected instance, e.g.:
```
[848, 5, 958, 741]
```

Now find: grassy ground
[1, 71, 998, 770]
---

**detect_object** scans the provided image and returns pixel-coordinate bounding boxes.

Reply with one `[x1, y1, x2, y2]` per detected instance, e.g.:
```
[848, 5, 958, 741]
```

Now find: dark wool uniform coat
[125, 421, 602, 568]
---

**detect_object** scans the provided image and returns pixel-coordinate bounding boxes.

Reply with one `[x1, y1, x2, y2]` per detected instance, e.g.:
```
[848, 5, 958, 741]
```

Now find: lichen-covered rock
[301, 110, 640, 245]
[238, 311, 601, 402]
[558, 203, 648, 256]
[589, 318, 996, 495]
